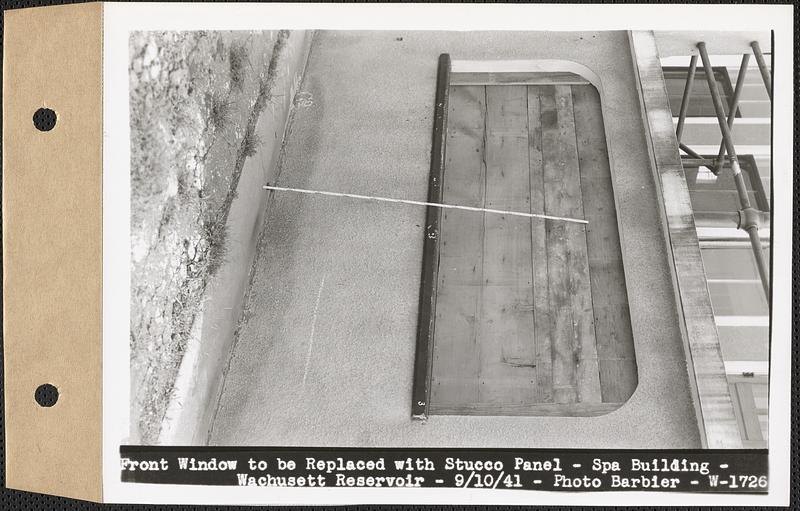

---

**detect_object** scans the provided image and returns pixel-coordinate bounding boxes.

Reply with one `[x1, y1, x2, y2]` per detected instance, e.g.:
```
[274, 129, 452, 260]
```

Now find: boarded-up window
[428, 82, 637, 416]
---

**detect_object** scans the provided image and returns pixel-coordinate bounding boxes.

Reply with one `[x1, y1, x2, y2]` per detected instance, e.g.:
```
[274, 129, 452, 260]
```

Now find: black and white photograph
[96, 2, 793, 505]
[128, 27, 773, 450]
[1, 1, 793, 506]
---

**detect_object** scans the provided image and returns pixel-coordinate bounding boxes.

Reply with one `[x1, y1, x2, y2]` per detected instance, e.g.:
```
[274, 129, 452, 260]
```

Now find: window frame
[727, 374, 769, 448]
[681, 154, 770, 212]
[663, 66, 741, 118]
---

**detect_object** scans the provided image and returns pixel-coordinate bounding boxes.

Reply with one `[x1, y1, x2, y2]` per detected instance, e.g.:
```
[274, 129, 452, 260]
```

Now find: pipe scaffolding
[714, 54, 750, 174]
[751, 40, 772, 100]
[697, 42, 770, 299]
[675, 54, 698, 143]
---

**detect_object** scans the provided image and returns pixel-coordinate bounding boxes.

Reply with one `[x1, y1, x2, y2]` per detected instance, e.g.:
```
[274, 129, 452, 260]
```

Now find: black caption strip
[119, 447, 768, 493]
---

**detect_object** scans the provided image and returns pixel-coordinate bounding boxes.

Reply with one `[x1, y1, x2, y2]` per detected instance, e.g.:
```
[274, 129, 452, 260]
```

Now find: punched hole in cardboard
[35, 383, 59, 407]
[33, 107, 57, 132]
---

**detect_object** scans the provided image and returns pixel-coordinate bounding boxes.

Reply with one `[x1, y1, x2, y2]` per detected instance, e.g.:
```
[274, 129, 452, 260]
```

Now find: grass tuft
[208, 92, 233, 131]
[229, 43, 250, 91]
[241, 130, 261, 158]
[202, 220, 229, 278]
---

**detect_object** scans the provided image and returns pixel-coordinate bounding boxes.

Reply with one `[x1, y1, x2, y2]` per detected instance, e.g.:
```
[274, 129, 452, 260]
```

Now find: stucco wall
[210, 30, 703, 448]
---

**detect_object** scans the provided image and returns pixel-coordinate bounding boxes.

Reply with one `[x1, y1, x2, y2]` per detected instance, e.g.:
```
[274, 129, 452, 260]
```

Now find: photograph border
[102, 2, 793, 506]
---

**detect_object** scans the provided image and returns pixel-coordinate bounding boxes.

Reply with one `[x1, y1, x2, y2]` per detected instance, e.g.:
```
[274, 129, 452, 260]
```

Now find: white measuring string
[263, 185, 588, 225]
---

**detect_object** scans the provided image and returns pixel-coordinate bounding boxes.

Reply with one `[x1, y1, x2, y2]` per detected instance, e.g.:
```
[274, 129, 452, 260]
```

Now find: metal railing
[675, 41, 772, 300]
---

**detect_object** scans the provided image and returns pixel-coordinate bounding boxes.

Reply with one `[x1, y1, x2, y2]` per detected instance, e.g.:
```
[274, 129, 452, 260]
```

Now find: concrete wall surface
[159, 30, 314, 445]
[209, 30, 703, 448]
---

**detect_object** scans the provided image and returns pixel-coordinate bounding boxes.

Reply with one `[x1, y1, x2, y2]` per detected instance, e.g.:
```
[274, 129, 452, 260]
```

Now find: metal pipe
[697, 42, 770, 298]
[697, 43, 749, 202]
[700, 239, 771, 250]
[681, 157, 733, 168]
[681, 157, 717, 168]
[679, 142, 704, 160]
[751, 40, 772, 101]
[693, 211, 742, 228]
[714, 54, 750, 173]
[745, 221, 771, 299]
[679, 142, 716, 171]
[694, 211, 770, 230]
[675, 54, 698, 143]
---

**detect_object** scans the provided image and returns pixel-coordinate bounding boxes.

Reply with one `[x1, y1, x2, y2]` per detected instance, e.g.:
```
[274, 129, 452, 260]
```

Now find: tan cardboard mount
[4, 2, 104, 502]
[0, 2, 779, 504]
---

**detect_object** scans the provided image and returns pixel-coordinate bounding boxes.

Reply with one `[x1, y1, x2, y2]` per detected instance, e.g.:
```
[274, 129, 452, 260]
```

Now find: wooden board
[428, 83, 635, 416]
[527, 86, 553, 403]
[540, 84, 602, 405]
[571, 84, 638, 403]
[432, 401, 623, 417]
[412, 54, 451, 418]
[479, 85, 536, 405]
[429, 86, 485, 408]
[450, 71, 590, 86]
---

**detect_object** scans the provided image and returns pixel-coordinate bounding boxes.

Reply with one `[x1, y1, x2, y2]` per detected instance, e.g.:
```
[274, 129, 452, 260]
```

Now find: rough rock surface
[129, 30, 284, 443]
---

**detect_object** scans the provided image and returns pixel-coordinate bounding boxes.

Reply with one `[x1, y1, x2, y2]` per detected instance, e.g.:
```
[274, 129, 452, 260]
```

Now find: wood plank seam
[430, 85, 487, 410]
[480, 84, 536, 405]
[563, 85, 602, 405]
[527, 85, 553, 403]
